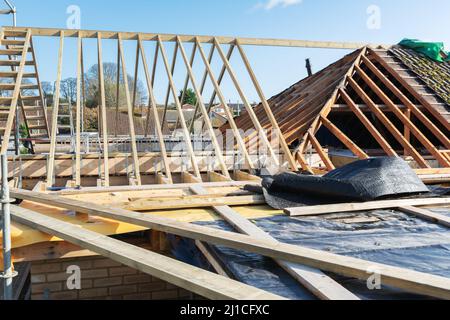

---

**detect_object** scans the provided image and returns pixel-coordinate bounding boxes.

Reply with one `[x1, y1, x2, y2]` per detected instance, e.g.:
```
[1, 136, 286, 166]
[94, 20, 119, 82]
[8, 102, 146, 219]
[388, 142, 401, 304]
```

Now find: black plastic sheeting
[262, 157, 431, 210]
[170, 208, 450, 300]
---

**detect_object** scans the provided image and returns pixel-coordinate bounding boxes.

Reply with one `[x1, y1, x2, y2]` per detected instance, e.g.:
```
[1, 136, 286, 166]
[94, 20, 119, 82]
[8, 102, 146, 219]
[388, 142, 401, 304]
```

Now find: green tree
[179, 88, 197, 106]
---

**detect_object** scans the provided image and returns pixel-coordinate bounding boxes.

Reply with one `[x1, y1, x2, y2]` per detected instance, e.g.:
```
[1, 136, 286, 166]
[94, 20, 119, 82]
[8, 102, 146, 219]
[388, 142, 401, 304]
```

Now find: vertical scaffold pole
[1, 154, 16, 300]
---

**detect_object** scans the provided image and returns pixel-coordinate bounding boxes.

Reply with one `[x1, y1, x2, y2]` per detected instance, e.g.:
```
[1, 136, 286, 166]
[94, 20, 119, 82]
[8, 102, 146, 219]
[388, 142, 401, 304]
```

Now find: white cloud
[255, 0, 303, 10]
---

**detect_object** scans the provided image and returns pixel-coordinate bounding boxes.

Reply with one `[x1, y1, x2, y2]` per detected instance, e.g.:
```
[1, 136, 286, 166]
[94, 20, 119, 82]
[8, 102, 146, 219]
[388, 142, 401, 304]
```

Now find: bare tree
[85, 63, 147, 109]
[60, 77, 77, 104]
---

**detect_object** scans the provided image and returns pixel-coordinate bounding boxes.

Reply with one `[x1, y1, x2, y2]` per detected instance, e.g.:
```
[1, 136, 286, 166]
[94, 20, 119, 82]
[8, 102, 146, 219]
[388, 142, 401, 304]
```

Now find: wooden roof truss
[296, 48, 450, 173]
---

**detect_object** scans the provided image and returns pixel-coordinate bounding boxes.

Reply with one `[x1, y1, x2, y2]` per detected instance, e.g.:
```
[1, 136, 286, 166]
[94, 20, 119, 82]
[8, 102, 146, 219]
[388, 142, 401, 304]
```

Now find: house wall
[30, 256, 197, 300]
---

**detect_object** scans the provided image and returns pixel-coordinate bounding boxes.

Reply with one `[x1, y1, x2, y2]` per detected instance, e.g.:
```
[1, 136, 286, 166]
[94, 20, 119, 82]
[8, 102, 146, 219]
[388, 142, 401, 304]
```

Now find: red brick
[32, 262, 61, 274]
[80, 280, 93, 290]
[109, 285, 137, 296]
[47, 272, 70, 282]
[94, 277, 123, 288]
[178, 289, 194, 299]
[138, 282, 166, 293]
[78, 288, 108, 299]
[31, 294, 44, 300]
[32, 282, 63, 294]
[151, 290, 179, 300]
[123, 293, 152, 300]
[62, 259, 93, 270]
[81, 269, 108, 279]
[51, 291, 79, 300]
[31, 274, 46, 284]
[165, 283, 179, 290]
[123, 274, 152, 285]
[93, 258, 123, 268]
[109, 266, 137, 276]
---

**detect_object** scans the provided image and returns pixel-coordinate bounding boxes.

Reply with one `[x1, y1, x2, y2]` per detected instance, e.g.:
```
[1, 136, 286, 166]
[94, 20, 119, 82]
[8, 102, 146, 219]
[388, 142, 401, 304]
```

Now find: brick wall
[30, 256, 195, 300]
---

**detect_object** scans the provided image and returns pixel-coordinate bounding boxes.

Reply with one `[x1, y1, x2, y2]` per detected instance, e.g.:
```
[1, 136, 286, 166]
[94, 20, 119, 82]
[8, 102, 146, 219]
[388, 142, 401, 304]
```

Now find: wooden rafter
[236, 40, 298, 171]
[360, 55, 450, 149]
[8, 26, 379, 49]
[202, 45, 234, 132]
[46, 31, 64, 186]
[138, 35, 173, 183]
[196, 38, 255, 171]
[97, 33, 110, 186]
[319, 115, 369, 159]
[348, 77, 431, 168]
[157, 35, 202, 179]
[355, 65, 450, 167]
[176, 37, 230, 178]
[339, 89, 397, 157]
[161, 42, 179, 130]
[213, 38, 280, 167]
[74, 33, 82, 186]
[368, 49, 450, 132]
[118, 33, 142, 185]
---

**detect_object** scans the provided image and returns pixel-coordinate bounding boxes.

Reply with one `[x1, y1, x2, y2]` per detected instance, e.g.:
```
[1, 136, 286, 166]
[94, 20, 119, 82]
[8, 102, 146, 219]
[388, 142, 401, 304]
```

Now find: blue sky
[1, 0, 449, 102]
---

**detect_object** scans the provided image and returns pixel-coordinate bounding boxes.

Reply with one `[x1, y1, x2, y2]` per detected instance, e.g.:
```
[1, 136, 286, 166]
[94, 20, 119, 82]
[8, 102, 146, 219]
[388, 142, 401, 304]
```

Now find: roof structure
[223, 46, 450, 173]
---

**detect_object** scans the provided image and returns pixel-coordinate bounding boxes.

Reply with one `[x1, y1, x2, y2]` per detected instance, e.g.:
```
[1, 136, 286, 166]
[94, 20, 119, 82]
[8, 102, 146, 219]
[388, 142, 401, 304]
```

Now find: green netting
[399, 39, 450, 63]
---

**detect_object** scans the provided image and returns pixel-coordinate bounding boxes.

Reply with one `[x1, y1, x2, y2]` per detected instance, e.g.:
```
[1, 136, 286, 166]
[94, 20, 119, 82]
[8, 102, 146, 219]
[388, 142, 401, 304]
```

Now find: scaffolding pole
[1, 154, 16, 300]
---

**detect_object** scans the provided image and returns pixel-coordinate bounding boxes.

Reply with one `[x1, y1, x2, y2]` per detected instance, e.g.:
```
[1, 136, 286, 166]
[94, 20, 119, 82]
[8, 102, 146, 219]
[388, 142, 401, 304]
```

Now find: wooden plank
[138, 35, 172, 183]
[195, 240, 230, 277]
[398, 206, 450, 228]
[308, 131, 335, 171]
[190, 185, 359, 300]
[177, 37, 230, 178]
[161, 42, 179, 130]
[118, 34, 142, 185]
[8, 26, 379, 49]
[46, 31, 64, 186]
[10, 205, 283, 300]
[11, 189, 450, 300]
[179, 42, 198, 131]
[236, 40, 297, 171]
[55, 181, 257, 195]
[320, 116, 369, 159]
[123, 195, 265, 211]
[97, 33, 110, 186]
[157, 36, 202, 179]
[286, 198, 450, 217]
[196, 39, 255, 171]
[75, 33, 82, 186]
[214, 38, 280, 167]
[203, 45, 232, 131]
[131, 40, 140, 113]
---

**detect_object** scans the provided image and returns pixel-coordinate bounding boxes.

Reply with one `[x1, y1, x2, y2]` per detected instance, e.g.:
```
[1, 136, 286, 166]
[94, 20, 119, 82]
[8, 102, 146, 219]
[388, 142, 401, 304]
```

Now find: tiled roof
[390, 46, 450, 105]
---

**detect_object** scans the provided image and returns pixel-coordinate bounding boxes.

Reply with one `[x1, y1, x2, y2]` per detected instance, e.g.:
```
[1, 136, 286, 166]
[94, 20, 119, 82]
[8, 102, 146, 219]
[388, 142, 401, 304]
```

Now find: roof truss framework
[2, 26, 360, 187]
[285, 48, 449, 173]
